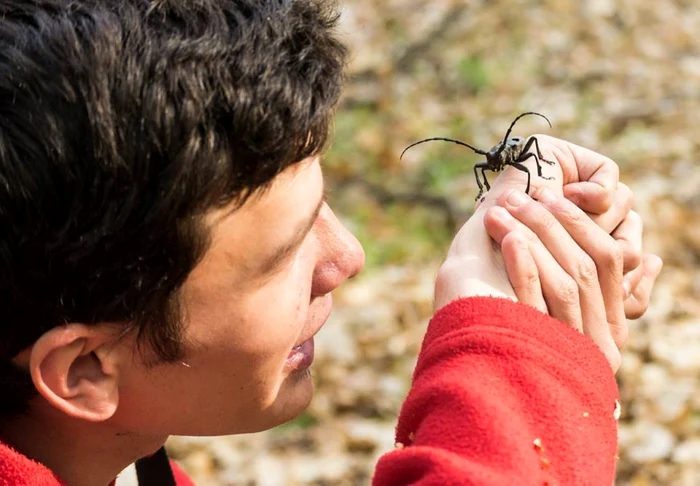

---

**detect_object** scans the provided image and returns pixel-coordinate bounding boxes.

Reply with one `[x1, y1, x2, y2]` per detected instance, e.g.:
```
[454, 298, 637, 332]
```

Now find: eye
[510, 136, 523, 143]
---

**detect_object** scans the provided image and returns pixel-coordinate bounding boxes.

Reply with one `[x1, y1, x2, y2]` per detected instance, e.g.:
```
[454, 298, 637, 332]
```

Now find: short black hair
[0, 0, 347, 415]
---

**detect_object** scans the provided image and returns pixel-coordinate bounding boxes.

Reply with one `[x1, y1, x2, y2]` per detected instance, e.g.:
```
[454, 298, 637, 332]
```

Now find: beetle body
[485, 136, 527, 172]
[401, 112, 555, 200]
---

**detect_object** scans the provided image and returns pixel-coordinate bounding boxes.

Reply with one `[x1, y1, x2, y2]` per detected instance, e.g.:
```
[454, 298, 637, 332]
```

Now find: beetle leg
[481, 167, 491, 191]
[511, 148, 554, 181]
[474, 162, 489, 200]
[507, 161, 532, 194]
[528, 136, 556, 166]
[521, 136, 556, 167]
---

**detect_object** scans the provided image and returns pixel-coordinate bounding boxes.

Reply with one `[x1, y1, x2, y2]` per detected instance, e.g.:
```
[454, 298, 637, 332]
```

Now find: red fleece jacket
[373, 297, 620, 485]
[0, 442, 193, 486]
[0, 297, 618, 485]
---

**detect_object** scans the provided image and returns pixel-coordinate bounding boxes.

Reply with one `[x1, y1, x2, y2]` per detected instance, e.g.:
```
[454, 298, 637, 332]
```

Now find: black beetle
[401, 111, 556, 200]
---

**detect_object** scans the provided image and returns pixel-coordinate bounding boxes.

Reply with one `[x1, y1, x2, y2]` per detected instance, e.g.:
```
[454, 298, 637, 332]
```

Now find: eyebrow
[256, 183, 326, 276]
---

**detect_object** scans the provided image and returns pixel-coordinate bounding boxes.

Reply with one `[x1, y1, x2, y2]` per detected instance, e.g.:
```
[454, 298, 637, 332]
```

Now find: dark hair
[0, 0, 347, 415]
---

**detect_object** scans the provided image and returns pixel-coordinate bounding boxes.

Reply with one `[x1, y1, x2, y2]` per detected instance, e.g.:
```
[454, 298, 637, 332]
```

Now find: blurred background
[167, 0, 700, 484]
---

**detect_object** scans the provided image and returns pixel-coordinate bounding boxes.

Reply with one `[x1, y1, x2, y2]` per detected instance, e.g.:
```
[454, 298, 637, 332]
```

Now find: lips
[284, 297, 332, 372]
[285, 338, 315, 371]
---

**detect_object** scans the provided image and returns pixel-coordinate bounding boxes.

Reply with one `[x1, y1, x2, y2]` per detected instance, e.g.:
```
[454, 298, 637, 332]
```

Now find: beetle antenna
[400, 137, 488, 160]
[500, 111, 552, 150]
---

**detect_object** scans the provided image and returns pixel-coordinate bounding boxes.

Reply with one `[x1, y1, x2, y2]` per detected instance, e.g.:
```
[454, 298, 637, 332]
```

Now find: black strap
[135, 446, 176, 485]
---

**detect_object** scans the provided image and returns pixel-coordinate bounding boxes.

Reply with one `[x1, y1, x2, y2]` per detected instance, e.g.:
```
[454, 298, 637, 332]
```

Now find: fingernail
[537, 188, 557, 205]
[506, 190, 529, 207]
[492, 206, 515, 222]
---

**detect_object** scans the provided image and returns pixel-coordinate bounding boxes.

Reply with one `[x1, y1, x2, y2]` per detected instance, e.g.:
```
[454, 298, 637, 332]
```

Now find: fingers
[625, 254, 663, 319]
[486, 206, 584, 332]
[481, 135, 621, 217]
[489, 188, 624, 371]
[506, 188, 625, 346]
[530, 135, 620, 214]
[622, 261, 645, 300]
[612, 210, 643, 273]
[532, 188, 628, 349]
[558, 147, 619, 213]
[499, 230, 548, 314]
[582, 181, 642, 273]
[586, 182, 634, 233]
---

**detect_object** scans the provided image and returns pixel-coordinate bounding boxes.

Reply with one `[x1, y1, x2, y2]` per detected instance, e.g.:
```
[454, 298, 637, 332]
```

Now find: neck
[0, 403, 167, 486]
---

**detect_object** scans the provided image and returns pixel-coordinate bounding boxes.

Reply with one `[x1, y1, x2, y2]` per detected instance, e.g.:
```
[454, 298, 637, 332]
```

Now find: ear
[27, 323, 120, 422]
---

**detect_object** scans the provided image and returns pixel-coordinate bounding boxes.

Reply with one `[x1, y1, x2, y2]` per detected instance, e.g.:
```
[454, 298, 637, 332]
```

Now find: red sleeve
[169, 460, 195, 486]
[372, 297, 620, 486]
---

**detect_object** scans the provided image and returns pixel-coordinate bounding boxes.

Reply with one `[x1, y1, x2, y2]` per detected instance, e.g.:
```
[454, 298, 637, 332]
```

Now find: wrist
[434, 254, 514, 311]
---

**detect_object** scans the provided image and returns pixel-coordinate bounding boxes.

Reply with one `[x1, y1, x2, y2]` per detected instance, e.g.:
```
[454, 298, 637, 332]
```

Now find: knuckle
[560, 204, 584, 226]
[521, 267, 540, 287]
[532, 211, 557, 232]
[576, 254, 599, 285]
[558, 279, 580, 307]
[616, 182, 635, 210]
[527, 271, 540, 287]
[616, 210, 643, 271]
[622, 242, 642, 272]
[626, 300, 648, 320]
[606, 157, 621, 180]
[504, 230, 527, 250]
[604, 242, 625, 276]
[627, 210, 643, 233]
[636, 305, 648, 319]
[502, 233, 527, 258]
[503, 234, 539, 290]
[513, 271, 540, 293]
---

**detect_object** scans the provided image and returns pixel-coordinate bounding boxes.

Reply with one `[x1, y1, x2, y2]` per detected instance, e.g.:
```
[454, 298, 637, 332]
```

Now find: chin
[266, 369, 315, 428]
[167, 373, 315, 437]
[231, 370, 316, 434]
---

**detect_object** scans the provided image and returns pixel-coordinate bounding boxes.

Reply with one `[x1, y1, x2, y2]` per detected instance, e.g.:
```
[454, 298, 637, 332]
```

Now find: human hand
[435, 135, 653, 318]
[474, 133, 618, 214]
[482, 134, 656, 318]
[482, 188, 662, 372]
[435, 135, 612, 308]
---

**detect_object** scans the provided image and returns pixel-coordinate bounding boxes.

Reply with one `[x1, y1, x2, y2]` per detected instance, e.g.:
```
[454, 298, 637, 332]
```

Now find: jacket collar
[0, 438, 67, 485]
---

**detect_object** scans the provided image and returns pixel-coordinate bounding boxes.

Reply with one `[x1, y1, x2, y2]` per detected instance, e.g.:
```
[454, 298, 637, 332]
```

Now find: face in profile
[109, 156, 365, 436]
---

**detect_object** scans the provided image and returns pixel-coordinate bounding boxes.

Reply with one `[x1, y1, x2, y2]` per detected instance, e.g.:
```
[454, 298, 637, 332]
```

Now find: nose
[311, 204, 365, 296]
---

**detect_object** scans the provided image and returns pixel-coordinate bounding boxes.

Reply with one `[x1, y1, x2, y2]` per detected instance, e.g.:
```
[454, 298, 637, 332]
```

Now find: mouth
[285, 338, 315, 372]
[284, 296, 332, 372]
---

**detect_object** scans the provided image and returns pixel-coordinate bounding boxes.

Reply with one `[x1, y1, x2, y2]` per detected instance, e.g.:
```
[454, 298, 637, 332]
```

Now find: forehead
[189, 157, 322, 280]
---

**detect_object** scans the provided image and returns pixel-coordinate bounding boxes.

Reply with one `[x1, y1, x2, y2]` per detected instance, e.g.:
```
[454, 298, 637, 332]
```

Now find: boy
[0, 1, 660, 484]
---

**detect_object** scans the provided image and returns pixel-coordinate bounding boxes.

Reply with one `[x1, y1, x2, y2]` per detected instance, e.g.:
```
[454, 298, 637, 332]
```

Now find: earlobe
[28, 324, 120, 422]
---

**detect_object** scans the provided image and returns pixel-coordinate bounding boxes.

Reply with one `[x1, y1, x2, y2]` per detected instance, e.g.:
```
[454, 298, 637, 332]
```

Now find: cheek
[186, 255, 314, 366]
[115, 255, 319, 432]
